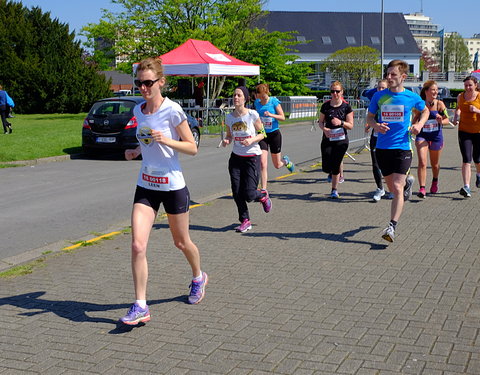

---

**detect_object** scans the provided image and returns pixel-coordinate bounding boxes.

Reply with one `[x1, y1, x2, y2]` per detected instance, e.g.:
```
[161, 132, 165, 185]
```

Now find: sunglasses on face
[134, 78, 160, 88]
[330, 89, 341, 94]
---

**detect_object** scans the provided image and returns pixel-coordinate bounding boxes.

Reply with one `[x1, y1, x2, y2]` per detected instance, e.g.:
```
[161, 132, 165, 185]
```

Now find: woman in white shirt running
[120, 57, 208, 326]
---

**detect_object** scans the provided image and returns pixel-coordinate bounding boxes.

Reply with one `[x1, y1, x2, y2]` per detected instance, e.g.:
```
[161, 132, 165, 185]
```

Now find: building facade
[257, 11, 421, 80]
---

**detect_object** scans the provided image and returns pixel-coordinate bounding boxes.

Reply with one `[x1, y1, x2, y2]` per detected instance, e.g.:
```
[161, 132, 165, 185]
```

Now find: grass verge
[0, 113, 85, 162]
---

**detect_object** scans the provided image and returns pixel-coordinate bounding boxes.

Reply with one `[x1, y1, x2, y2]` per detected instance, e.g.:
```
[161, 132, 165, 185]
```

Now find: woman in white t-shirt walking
[222, 86, 272, 233]
[120, 57, 207, 325]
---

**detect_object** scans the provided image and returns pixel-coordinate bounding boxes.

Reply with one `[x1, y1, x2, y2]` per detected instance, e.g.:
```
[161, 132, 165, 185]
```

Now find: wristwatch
[341, 120, 344, 126]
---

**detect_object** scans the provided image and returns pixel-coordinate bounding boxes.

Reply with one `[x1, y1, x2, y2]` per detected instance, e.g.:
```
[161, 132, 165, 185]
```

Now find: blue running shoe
[188, 272, 208, 304]
[330, 189, 340, 199]
[282, 155, 295, 172]
[460, 186, 471, 198]
[327, 174, 332, 183]
[120, 303, 150, 325]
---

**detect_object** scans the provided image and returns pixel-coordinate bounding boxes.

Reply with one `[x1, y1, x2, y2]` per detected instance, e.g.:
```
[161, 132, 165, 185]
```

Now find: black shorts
[375, 149, 412, 176]
[259, 129, 282, 154]
[133, 185, 190, 214]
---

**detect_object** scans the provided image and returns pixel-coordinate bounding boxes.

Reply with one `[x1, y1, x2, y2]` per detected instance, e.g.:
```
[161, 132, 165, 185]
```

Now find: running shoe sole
[122, 314, 151, 325]
[382, 233, 394, 243]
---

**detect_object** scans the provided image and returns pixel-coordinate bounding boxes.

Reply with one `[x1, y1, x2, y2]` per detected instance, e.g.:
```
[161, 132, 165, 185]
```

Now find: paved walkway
[1, 127, 479, 374]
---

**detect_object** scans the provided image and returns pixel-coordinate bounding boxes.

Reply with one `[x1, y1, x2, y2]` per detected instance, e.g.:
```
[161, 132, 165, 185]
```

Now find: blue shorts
[416, 129, 444, 151]
[134, 185, 190, 214]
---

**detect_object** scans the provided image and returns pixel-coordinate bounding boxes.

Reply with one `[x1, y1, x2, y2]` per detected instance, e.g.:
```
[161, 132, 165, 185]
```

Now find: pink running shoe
[235, 219, 252, 233]
[430, 181, 438, 194]
[259, 190, 272, 213]
[417, 187, 426, 199]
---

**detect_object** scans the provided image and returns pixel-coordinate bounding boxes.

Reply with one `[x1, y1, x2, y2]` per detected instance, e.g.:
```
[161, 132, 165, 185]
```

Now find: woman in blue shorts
[120, 57, 208, 325]
[413, 80, 449, 198]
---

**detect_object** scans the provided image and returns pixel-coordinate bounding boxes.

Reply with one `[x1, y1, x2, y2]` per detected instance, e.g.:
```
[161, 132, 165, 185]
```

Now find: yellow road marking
[62, 203, 205, 251]
[63, 231, 122, 251]
[275, 172, 298, 180]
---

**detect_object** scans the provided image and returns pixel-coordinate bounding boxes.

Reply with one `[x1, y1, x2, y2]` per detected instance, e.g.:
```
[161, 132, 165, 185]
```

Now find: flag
[473, 51, 479, 71]
[439, 29, 445, 72]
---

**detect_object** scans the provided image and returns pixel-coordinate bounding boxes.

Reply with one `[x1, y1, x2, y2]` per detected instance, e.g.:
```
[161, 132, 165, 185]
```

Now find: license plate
[96, 137, 116, 143]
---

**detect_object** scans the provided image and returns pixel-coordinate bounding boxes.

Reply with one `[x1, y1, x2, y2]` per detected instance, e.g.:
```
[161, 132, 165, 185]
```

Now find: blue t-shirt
[0, 90, 6, 107]
[254, 96, 281, 133]
[368, 89, 425, 150]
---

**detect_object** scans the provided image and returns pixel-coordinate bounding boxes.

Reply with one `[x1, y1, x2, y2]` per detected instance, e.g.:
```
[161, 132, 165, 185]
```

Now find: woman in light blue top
[254, 83, 294, 190]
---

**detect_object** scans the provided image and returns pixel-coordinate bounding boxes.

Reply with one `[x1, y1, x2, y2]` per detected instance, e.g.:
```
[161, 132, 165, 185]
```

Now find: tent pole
[206, 74, 210, 132]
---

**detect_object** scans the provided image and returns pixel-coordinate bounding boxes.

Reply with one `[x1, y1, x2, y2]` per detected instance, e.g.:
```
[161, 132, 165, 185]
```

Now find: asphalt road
[0, 121, 322, 261]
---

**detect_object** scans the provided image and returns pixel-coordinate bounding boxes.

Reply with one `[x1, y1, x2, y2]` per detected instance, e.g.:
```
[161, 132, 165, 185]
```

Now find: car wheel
[191, 127, 200, 148]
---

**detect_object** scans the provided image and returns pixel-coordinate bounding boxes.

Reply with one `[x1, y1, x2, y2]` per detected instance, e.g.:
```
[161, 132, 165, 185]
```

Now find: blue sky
[18, 0, 479, 43]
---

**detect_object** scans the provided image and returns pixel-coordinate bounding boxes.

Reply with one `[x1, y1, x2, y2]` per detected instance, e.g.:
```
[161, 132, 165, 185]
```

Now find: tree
[0, 0, 112, 114]
[440, 33, 471, 72]
[420, 48, 440, 72]
[81, 0, 311, 98]
[322, 46, 381, 97]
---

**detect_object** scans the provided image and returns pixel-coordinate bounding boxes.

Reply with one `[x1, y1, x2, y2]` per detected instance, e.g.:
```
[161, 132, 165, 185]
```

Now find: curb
[3, 154, 82, 166]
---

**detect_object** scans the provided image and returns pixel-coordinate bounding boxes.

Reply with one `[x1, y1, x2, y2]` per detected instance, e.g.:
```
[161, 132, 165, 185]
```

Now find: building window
[296, 36, 306, 44]
[322, 36, 332, 45]
[371, 36, 380, 45]
[346, 36, 356, 44]
[395, 36, 405, 45]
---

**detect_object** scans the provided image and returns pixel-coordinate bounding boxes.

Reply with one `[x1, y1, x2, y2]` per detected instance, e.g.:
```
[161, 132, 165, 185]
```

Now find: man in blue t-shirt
[367, 60, 429, 243]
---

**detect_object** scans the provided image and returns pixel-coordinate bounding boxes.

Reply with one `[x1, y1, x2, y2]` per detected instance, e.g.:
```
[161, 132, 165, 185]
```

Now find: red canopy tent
[160, 39, 260, 77]
[133, 39, 260, 106]
[161, 39, 259, 107]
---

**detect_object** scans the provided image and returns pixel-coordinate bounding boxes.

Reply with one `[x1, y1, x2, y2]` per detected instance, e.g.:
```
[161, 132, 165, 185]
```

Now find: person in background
[0, 85, 13, 134]
[254, 83, 294, 191]
[222, 86, 272, 233]
[120, 57, 208, 325]
[364, 79, 388, 201]
[452, 75, 480, 197]
[413, 80, 449, 198]
[6, 91, 14, 118]
[318, 81, 354, 199]
[367, 60, 429, 243]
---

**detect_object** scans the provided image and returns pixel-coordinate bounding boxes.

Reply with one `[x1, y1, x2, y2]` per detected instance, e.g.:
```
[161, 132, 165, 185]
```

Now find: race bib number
[261, 116, 273, 130]
[422, 119, 439, 133]
[142, 167, 169, 188]
[329, 127, 345, 141]
[381, 105, 405, 123]
[234, 134, 252, 147]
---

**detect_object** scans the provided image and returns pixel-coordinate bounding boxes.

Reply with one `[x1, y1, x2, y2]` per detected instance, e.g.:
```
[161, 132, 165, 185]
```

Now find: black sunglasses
[134, 78, 160, 88]
[330, 89, 342, 94]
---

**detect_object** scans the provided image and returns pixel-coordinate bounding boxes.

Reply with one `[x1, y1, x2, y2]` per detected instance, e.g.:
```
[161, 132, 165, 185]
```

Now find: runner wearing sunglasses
[120, 57, 208, 325]
[318, 81, 354, 199]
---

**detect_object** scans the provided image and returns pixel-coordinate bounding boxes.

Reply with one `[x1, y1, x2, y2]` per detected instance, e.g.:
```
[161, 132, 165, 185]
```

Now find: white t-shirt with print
[134, 97, 187, 191]
[225, 109, 261, 156]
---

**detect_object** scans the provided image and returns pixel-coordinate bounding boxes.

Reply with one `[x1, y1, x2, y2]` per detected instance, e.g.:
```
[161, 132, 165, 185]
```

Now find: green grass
[0, 113, 85, 162]
[0, 259, 45, 278]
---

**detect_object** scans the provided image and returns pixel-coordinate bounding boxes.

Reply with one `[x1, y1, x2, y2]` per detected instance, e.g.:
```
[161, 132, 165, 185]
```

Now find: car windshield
[90, 101, 136, 116]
